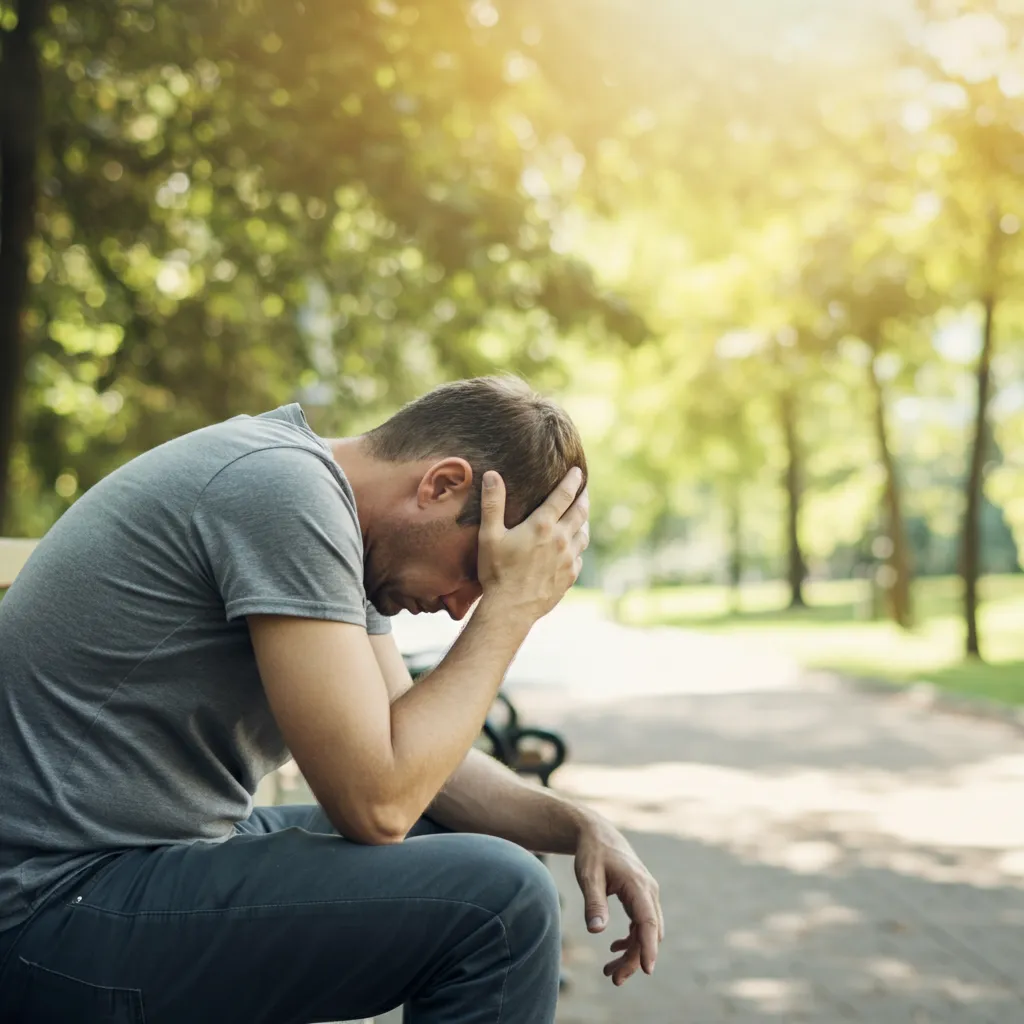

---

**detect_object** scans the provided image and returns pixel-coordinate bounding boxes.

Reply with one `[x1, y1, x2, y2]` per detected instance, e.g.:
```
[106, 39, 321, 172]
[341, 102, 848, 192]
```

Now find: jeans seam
[496, 920, 511, 1024]
[75, 893, 511, 919]
[504, 916, 551, 977]
[16, 955, 139, 996]
[495, 899, 558, 1022]
[16, 955, 147, 1021]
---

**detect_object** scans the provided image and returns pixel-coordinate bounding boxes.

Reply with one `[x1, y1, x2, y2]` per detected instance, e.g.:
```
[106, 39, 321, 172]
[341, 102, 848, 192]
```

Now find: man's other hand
[574, 816, 664, 986]
[477, 467, 589, 623]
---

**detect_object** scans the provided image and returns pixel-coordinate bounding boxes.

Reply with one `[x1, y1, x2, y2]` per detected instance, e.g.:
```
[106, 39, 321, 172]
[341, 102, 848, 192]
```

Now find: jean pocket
[7, 956, 145, 1023]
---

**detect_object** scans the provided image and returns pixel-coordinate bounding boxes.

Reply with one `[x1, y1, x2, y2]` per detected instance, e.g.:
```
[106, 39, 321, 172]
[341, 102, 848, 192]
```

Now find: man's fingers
[574, 520, 590, 554]
[478, 471, 507, 539]
[602, 952, 633, 975]
[603, 955, 629, 977]
[621, 887, 660, 975]
[535, 467, 584, 526]
[578, 860, 609, 933]
[604, 925, 642, 985]
[560, 486, 590, 535]
[638, 918, 659, 974]
[570, 521, 589, 582]
[604, 943, 642, 986]
[646, 877, 665, 941]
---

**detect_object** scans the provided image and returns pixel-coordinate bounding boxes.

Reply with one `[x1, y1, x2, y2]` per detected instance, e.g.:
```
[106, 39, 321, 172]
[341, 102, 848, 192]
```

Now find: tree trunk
[728, 487, 742, 615]
[867, 354, 913, 629]
[780, 386, 806, 608]
[0, 0, 49, 533]
[960, 291, 997, 659]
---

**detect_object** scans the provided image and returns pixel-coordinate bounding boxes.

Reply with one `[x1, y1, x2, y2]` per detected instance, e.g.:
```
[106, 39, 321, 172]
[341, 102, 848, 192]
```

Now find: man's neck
[326, 437, 379, 542]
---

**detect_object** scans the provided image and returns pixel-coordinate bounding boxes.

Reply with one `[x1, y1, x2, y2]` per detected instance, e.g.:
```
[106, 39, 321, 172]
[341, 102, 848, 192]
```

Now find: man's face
[364, 460, 484, 621]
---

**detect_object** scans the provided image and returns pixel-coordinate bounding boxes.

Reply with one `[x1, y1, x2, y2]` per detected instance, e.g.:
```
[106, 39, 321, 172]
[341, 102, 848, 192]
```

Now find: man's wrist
[533, 794, 596, 856]
[473, 591, 536, 645]
[572, 804, 608, 845]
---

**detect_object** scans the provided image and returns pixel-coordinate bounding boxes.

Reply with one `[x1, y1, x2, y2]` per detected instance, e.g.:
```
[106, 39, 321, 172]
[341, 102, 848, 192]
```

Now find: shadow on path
[521, 686, 1024, 1023]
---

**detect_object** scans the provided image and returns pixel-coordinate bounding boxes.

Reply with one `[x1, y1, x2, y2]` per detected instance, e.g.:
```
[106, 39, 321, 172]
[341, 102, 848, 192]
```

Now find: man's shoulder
[207, 407, 348, 491]
[132, 404, 337, 493]
[200, 404, 329, 460]
[189, 410, 359, 536]
[69, 405, 346, 536]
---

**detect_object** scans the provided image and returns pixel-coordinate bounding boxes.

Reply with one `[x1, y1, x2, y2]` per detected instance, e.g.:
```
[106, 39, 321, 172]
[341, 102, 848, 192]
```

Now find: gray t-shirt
[0, 404, 390, 931]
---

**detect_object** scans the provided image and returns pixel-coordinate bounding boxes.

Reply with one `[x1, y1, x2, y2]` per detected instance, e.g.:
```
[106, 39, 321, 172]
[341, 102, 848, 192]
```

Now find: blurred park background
[2, 0, 1023, 704]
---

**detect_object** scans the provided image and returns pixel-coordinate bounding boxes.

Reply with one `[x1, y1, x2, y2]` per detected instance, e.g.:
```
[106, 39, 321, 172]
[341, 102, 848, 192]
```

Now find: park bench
[0, 538, 36, 591]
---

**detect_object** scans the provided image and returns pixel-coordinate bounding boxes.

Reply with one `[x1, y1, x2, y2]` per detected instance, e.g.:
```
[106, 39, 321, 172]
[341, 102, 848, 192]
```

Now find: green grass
[612, 574, 1024, 707]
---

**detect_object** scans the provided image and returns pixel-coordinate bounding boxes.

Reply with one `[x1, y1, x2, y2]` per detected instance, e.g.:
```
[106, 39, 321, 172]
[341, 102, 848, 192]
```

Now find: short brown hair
[363, 376, 588, 527]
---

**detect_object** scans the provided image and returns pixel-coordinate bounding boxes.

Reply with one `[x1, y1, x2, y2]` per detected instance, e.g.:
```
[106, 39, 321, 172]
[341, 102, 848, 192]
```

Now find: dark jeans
[0, 805, 561, 1023]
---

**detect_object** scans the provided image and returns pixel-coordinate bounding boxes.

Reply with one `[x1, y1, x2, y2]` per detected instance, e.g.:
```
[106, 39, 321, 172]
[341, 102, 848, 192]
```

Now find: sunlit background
[2, 0, 1023, 699]
[5, 4, 1024, 1022]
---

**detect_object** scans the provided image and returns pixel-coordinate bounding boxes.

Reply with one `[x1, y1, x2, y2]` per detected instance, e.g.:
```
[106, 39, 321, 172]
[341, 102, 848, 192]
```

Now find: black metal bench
[401, 647, 568, 787]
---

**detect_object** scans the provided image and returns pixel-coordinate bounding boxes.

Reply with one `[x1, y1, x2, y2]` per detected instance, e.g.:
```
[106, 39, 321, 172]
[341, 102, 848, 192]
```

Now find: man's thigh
[4, 813, 552, 1024]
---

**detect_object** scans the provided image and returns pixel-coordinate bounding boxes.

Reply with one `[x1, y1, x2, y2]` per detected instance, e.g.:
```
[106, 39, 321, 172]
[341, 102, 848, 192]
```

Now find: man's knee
[449, 835, 561, 954]
[399, 836, 561, 1020]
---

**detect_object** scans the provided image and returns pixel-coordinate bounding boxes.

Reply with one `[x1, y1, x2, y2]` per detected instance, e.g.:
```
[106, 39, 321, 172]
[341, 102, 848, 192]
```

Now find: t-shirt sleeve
[364, 596, 391, 636]
[190, 446, 391, 634]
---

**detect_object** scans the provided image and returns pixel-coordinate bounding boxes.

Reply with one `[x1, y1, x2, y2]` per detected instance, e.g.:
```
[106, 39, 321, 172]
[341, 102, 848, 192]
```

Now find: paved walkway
[374, 602, 1024, 1023]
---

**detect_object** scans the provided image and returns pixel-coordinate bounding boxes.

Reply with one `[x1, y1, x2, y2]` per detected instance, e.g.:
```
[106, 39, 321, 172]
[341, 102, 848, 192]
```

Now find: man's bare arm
[368, 632, 416, 704]
[249, 468, 588, 846]
[369, 630, 584, 850]
[251, 602, 531, 844]
[433, 737, 663, 984]
[368, 630, 664, 983]
[428, 745, 586, 851]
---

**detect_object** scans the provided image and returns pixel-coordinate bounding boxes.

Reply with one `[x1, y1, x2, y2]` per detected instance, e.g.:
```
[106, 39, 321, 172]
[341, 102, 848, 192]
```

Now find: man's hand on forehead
[475, 467, 589, 625]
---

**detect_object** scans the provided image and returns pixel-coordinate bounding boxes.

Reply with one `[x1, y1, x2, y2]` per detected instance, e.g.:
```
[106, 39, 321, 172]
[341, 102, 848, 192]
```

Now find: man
[0, 376, 662, 1023]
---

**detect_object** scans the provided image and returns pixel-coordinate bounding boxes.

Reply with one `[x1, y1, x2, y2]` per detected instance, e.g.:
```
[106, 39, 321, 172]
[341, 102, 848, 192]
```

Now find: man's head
[356, 376, 588, 620]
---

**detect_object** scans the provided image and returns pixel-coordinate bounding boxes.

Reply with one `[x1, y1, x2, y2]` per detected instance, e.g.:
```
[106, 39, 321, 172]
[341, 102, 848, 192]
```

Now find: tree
[528, 0, 915, 602]
[0, 0, 50, 531]
[963, 252, 999, 656]
[557, 0, 1024, 618]
[908, 0, 1024, 655]
[892, 0, 1024, 655]
[775, 342, 807, 607]
[2, 0, 643, 533]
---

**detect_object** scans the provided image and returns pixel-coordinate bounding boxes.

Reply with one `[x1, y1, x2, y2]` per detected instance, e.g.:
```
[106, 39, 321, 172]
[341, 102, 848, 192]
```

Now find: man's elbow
[357, 808, 409, 846]
[325, 798, 412, 846]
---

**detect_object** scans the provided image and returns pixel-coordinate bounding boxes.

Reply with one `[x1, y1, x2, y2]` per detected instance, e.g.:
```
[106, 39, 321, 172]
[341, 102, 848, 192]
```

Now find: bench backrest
[0, 538, 39, 589]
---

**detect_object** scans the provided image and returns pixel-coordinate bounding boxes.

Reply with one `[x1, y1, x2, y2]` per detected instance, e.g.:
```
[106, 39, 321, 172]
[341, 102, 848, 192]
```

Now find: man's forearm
[428, 746, 593, 855]
[385, 598, 532, 831]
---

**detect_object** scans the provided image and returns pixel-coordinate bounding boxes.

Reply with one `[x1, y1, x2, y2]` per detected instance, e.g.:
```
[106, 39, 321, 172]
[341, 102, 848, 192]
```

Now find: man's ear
[416, 458, 473, 507]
